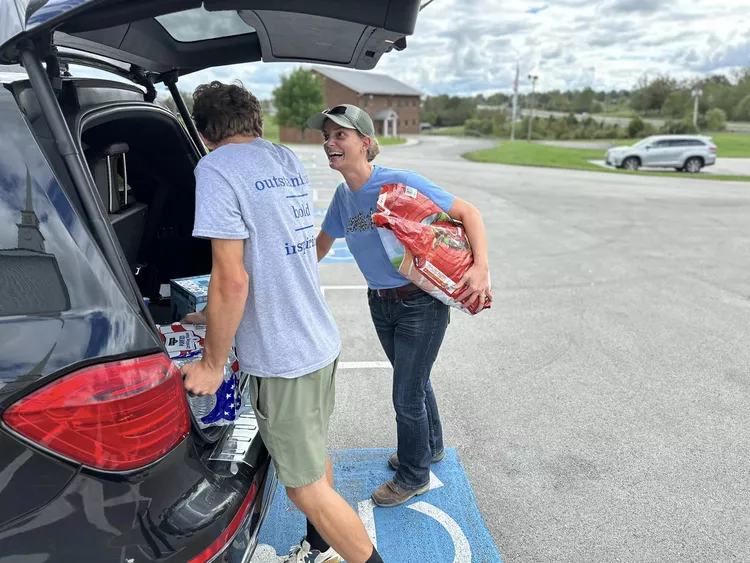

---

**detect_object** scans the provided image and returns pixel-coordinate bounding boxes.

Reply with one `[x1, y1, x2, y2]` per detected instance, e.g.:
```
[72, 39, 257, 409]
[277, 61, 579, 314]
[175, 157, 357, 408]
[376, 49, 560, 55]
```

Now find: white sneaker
[284, 539, 341, 563]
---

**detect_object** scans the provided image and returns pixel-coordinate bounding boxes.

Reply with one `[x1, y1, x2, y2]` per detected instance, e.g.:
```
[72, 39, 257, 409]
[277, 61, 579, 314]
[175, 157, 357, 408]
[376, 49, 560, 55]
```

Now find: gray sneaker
[388, 450, 445, 470]
[371, 479, 430, 508]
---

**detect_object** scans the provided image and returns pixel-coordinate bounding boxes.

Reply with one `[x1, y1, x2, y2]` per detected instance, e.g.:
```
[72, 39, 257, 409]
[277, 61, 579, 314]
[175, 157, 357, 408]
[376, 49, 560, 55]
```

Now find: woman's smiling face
[322, 120, 369, 171]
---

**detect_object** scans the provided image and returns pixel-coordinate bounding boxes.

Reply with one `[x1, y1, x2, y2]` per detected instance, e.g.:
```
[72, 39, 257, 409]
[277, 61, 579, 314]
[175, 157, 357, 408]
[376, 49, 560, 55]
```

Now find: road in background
[291, 136, 749, 562]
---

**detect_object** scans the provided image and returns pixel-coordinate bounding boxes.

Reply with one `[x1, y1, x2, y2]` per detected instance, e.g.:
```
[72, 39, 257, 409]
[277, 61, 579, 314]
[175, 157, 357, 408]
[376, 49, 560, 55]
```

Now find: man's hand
[182, 359, 224, 396]
[457, 261, 493, 313]
[181, 310, 207, 325]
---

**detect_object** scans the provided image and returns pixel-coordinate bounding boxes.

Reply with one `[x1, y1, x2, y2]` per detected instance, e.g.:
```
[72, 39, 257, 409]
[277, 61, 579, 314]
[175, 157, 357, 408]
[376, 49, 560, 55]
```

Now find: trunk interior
[77, 102, 212, 325]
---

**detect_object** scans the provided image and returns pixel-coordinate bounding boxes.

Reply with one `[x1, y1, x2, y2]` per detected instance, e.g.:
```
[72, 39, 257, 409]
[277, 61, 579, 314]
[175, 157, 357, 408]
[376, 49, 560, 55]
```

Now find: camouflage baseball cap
[307, 104, 375, 138]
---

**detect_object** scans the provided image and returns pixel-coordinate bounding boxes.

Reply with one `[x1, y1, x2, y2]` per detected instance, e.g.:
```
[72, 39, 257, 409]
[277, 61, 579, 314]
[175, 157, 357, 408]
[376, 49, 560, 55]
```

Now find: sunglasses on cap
[323, 106, 348, 115]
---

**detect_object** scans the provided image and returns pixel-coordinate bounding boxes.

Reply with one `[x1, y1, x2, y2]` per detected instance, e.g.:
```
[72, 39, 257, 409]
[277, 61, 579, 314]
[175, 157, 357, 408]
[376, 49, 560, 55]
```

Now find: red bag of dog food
[372, 182, 490, 315]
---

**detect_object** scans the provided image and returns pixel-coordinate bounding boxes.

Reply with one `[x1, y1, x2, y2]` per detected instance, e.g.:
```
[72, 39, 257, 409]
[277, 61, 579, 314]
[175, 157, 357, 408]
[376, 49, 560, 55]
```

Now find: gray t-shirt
[192, 138, 340, 378]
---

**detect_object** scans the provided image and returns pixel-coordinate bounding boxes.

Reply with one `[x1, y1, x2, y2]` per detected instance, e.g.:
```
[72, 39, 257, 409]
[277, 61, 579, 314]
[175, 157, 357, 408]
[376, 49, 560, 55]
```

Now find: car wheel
[684, 157, 703, 173]
[622, 157, 640, 171]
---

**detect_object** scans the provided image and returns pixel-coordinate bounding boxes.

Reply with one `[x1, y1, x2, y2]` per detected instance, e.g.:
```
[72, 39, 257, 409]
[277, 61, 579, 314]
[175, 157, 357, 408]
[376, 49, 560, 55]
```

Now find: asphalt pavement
[293, 136, 750, 563]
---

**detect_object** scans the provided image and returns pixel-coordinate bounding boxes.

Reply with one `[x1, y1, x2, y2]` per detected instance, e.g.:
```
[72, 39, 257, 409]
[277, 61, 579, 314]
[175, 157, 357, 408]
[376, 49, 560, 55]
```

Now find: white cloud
[77, 0, 750, 98]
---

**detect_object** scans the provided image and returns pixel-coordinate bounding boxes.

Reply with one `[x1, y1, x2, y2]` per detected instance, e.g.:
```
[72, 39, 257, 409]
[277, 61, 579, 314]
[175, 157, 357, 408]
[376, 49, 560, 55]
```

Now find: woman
[308, 104, 492, 508]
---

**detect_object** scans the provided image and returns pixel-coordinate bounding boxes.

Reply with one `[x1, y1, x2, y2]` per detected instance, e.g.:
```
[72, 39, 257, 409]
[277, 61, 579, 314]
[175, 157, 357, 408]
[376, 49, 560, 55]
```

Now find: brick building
[279, 66, 421, 144]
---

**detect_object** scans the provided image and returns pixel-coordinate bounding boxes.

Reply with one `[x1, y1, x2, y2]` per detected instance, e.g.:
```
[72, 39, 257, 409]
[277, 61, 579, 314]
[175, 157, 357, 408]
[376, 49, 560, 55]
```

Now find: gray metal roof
[313, 66, 421, 97]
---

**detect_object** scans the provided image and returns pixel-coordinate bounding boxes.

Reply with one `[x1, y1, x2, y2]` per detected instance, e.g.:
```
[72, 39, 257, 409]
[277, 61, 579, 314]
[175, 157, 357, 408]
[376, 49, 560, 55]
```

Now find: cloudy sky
[85, 0, 750, 99]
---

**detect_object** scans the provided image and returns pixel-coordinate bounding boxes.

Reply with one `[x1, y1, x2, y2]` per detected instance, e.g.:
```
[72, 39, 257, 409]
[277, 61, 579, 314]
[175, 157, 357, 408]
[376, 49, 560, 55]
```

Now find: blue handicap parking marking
[251, 448, 502, 563]
[321, 240, 356, 264]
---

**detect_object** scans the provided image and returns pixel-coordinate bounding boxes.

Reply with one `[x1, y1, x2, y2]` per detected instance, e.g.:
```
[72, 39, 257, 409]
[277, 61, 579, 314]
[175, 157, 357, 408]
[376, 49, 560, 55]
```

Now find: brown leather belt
[368, 282, 422, 300]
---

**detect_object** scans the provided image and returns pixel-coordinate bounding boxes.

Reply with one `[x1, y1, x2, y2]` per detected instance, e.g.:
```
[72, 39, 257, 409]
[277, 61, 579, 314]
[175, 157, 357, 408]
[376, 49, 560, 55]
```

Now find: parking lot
[257, 136, 750, 561]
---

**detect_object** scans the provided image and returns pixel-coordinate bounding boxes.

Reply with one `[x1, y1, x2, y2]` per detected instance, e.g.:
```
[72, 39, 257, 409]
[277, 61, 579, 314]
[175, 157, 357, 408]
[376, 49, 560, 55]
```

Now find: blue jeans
[368, 288, 450, 490]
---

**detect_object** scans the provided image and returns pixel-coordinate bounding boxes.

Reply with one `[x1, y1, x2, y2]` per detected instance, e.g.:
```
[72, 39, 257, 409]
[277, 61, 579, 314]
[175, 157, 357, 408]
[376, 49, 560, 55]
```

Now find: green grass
[463, 141, 750, 182]
[263, 115, 280, 143]
[708, 133, 750, 157]
[378, 137, 408, 146]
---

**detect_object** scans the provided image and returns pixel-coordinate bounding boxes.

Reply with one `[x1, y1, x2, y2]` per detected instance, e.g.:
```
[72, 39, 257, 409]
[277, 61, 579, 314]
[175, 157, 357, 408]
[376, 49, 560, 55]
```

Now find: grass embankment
[463, 140, 750, 182]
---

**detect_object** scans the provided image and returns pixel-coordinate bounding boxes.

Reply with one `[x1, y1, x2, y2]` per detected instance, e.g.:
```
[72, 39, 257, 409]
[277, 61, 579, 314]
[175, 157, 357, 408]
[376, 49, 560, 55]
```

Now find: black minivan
[0, 1, 421, 561]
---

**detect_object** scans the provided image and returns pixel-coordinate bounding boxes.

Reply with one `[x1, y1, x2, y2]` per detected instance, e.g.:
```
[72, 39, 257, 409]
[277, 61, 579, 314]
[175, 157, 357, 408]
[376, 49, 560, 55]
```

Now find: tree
[661, 91, 691, 119]
[631, 73, 677, 113]
[272, 68, 325, 138]
[573, 87, 596, 113]
[734, 93, 750, 121]
[628, 116, 646, 138]
[162, 90, 194, 116]
[706, 108, 727, 131]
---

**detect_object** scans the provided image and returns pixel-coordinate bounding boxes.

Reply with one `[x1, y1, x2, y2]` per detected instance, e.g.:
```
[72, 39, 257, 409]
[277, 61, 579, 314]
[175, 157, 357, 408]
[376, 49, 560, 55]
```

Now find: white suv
[605, 135, 717, 173]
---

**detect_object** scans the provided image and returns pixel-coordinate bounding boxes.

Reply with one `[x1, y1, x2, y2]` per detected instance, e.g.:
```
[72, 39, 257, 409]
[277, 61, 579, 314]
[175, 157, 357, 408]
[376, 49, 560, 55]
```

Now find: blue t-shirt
[321, 165, 456, 290]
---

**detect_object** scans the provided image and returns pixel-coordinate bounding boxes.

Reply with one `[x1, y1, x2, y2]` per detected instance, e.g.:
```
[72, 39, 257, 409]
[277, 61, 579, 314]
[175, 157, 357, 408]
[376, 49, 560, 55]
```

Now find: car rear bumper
[224, 460, 278, 563]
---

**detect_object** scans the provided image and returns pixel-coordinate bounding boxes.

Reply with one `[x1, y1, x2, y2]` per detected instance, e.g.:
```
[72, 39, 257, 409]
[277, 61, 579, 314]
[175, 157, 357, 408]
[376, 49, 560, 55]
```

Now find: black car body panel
[0, 76, 272, 562]
[0, 438, 275, 562]
[0, 0, 421, 74]
[0, 84, 159, 388]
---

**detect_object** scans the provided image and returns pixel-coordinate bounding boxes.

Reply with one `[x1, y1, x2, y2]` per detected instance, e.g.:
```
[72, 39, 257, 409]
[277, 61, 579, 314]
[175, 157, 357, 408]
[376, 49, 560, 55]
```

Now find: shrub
[705, 108, 727, 131]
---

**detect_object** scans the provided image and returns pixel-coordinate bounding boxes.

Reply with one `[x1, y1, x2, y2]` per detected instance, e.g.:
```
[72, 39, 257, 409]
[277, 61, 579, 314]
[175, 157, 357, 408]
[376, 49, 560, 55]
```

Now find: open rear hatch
[0, 0, 421, 76]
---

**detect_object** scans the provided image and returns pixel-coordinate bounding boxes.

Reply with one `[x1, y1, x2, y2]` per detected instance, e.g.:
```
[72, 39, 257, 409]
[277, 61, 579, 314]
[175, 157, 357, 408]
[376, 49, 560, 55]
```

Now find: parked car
[0, 0, 421, 561]
[605, 134, 717, 173]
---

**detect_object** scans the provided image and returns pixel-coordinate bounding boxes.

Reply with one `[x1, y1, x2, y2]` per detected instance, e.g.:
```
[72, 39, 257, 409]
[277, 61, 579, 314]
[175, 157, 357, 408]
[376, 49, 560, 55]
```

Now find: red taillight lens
[190, 483, 259, 563]
[710, 146, 717, 152]
[2, 353, 190, 471]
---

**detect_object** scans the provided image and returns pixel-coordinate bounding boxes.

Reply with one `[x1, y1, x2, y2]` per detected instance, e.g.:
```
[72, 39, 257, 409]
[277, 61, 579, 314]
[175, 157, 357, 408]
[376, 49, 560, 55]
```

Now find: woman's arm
[447, 197, 493, 311]
[317, 230, 336, 262]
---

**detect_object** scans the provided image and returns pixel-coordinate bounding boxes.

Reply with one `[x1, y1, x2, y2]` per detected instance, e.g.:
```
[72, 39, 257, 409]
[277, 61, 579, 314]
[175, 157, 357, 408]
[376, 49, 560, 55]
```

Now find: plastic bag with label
[372, 182, 491, 315]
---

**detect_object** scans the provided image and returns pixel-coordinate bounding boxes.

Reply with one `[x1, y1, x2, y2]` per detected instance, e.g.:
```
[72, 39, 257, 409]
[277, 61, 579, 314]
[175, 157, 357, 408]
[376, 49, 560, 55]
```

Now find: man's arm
[183, 238, 248, 396]
[317, 231, 336, 262]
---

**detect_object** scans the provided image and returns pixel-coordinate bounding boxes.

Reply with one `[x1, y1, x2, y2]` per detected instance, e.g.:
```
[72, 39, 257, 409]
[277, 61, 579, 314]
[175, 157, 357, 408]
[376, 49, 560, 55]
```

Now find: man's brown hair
[192, 81, 263, 144]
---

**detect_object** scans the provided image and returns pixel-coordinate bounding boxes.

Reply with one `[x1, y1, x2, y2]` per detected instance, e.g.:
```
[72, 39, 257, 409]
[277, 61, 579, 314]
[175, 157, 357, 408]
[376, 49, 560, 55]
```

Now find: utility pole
[511, 60, 519, 141]
[527, 74, 538, 142]
[691, 87, 703, 127]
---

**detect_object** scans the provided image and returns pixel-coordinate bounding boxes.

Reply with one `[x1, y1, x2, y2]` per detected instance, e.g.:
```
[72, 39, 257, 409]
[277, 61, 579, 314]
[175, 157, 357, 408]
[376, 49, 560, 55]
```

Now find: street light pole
[691, 88, 703, 128]
[511, 59, 520, 141]
[527, 74, 538, 142]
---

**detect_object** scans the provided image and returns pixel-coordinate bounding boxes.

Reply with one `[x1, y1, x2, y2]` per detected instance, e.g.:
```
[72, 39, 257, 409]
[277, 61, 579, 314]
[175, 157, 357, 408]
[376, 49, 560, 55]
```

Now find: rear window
[155, 8, 256, 42]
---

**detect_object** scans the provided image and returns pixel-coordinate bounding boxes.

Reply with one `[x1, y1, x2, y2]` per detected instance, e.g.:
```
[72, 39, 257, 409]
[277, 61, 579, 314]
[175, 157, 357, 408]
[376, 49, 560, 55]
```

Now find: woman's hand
[457, 261, 493, 312]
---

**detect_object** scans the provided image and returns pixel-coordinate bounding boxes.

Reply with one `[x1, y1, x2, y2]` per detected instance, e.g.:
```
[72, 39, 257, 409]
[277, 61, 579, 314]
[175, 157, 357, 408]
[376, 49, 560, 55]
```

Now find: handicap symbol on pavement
[321, 240, 355, 264]
[250, 448, 502, 563]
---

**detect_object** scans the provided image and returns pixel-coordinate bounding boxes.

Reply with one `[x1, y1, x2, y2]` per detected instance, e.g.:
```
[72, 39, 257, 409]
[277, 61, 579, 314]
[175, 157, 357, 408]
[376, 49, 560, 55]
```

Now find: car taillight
[2, 353, 190, 471]
[709, 146, 716, 152]
[190, 483, 259, 563]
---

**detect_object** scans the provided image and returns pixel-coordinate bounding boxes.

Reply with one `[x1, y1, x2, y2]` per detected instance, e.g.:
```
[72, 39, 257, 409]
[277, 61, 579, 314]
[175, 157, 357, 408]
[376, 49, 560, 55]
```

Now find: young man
[180, 81, 384, 563]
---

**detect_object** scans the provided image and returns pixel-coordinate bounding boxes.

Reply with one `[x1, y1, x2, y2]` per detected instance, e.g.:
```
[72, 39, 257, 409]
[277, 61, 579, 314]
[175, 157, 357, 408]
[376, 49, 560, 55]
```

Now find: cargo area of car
[10, 74, 213, 325]
[77, 101, 213, 324]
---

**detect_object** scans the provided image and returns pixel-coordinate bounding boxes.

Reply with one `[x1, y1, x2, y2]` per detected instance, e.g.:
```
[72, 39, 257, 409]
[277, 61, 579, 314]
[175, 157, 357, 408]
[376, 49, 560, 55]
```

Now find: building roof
[313, 66, 421, 97]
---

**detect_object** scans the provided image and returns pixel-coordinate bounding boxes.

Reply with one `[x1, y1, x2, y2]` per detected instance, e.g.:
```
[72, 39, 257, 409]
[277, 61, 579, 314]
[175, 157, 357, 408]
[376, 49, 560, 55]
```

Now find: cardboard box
[170, 274, 210, 322]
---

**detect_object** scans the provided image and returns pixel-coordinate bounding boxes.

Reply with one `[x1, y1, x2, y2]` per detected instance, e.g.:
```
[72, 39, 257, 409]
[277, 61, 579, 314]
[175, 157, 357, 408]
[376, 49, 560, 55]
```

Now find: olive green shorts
[246, 357, 338, 489]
